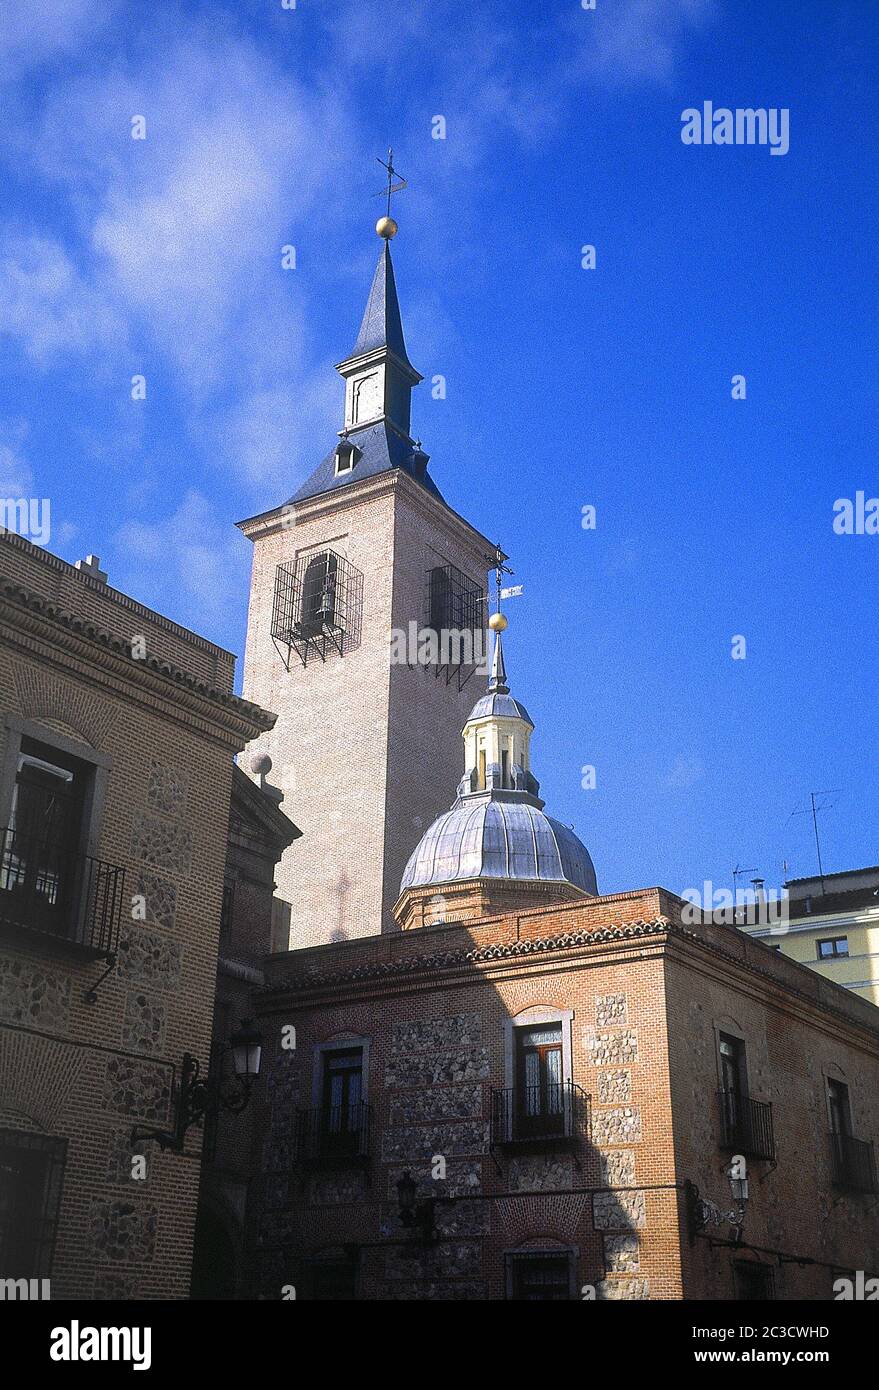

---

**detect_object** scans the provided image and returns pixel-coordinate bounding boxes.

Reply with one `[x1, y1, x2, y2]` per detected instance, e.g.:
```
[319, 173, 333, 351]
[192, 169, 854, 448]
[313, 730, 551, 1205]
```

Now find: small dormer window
[334, 441, 358, 476]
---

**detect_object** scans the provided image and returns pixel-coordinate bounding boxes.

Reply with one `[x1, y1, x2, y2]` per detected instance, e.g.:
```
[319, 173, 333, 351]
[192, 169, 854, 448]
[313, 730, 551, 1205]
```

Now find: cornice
[0, 532, 234, 659]
[0, 580, 275, 744]
[261, 917, 672, 1000]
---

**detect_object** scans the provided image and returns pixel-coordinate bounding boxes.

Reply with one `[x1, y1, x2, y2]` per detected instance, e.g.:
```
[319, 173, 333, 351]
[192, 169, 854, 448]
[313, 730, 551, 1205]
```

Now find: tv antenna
[787, 790, 840, 895]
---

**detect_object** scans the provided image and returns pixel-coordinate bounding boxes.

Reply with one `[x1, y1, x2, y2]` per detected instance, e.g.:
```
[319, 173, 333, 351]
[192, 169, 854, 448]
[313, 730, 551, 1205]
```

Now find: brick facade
[226, 889, 879, 1301]
[0, 532, 277, 1300]
[238, 471, 495, 946]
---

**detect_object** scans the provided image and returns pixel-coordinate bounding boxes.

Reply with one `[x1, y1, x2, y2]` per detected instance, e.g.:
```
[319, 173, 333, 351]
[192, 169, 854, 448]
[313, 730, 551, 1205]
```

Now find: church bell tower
[238, 198, 496, 947]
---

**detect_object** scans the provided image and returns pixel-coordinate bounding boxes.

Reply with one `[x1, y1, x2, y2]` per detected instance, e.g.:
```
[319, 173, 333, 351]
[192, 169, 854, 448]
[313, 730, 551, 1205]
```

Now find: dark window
[0, 1130, 67, 1277]
[219, 879, 235, 940]
[734, 1261, 775, 1300]
[507, 1252, 572, 1301]
[321, 1049, 364, 1156]
[501, 748, 510, 788]
[428, 565, 452, 633]
[516, 1025, 564, 1137]
[817, 937, 849, 959]
[299, 552, 338, 638]
[719, 1033, 746, 1132]
[271, 551, 363, 667]
[2, 738, 90, 933]
[828, 1078, 852, 1137]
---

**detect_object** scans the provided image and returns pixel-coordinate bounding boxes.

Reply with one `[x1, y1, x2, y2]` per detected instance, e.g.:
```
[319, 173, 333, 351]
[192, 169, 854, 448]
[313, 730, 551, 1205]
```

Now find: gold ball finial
[376, 216, 398, 239]
[488, 611, 508, 632]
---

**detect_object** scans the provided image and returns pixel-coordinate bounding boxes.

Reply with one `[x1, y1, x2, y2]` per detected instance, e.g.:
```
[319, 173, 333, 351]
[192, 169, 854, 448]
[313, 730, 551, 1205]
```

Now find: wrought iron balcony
[0, 825, 124, 958]
[491, 1082, 587, 1148]
[294, 1102, 372, 1168]
[830, 1132, 877, 1194]
[718, 1090, 776, 1161]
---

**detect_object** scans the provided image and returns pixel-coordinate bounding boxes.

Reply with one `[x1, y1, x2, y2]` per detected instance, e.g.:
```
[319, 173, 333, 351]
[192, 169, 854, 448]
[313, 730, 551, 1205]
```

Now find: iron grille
[422, 563, 486, 689]
[271, 549, 363, 667]
[0, 1130, 67, 1278]
[718, 1090, 776, 1161]
[491, 1081, 587, 1147]
[294, 1102, 372, 1167]
[830, 1132, 877, 1193]
[0, 825, 124, 957]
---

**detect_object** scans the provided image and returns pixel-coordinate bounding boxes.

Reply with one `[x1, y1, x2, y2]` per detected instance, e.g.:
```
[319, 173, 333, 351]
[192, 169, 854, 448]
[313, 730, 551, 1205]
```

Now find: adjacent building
[739, 868, 879, 1006]
[0, 532, 284, 1299]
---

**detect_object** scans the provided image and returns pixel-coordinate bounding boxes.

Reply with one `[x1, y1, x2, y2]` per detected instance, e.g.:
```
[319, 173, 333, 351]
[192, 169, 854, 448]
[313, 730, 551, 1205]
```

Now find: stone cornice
[0, 580, 276, 745]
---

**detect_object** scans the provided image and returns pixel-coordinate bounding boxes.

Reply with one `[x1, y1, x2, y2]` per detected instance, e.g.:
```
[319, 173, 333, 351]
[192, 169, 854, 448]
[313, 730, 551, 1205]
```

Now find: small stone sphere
[376, 216, 398, 239]
[250, 752, 272, 776]
[488, 611, 508, 632]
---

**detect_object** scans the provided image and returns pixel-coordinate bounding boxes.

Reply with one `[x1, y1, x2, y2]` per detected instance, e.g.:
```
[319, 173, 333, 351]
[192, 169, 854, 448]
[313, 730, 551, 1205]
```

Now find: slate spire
[349, 242, 416, 373]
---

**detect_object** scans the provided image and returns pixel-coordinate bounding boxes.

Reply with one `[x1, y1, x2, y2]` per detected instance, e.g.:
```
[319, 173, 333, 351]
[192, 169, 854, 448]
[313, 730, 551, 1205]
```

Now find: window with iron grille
[0, 1130, 67, 1277]
[505, 1250, 574, 1301]
[0, 735, 123, 958]
[423, 563, 486, 688]
[271, 549, 363, 668]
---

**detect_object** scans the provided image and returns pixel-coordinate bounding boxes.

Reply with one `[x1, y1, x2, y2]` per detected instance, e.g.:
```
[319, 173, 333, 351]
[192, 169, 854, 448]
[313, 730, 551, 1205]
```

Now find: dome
[400, 799, 598, 896]
[466, 691, 533, 726]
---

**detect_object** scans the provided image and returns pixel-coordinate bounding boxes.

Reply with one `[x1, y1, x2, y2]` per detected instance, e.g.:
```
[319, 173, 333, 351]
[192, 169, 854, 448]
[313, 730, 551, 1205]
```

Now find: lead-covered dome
[397, 627, 597, 909]
[400, 799, 597, 894]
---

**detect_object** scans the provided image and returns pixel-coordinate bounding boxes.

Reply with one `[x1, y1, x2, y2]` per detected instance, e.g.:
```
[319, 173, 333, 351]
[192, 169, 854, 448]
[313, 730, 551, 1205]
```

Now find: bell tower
[237, 202, 496, 948]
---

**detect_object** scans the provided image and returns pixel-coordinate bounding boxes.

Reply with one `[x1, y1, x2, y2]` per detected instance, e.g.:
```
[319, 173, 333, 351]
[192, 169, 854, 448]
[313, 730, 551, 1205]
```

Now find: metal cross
[374, 148, 408, 218]
[493, 543, 514, 613]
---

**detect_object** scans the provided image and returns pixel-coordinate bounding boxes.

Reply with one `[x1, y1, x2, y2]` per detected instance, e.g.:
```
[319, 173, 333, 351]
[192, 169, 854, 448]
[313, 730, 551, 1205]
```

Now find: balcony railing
[830, 1132, 877, 1194]
[294, 1102, 372, 1167]
[718, 1090, 776, 1161]
[0, 825, 124, 957]
[491, 1082, 587, 1147]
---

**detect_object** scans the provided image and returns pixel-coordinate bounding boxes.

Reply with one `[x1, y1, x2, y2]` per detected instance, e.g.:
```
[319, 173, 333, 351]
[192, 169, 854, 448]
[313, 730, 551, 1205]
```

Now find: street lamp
[131, 1018, 263, 1153]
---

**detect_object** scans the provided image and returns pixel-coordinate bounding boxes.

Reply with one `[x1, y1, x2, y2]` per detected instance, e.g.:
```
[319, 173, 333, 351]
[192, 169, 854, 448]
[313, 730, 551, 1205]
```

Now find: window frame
[816, 936, 849, 960]
[0, 716, 112, 865]
[504, 1247, 578, 1301]
[0, 1129, 68, 1279]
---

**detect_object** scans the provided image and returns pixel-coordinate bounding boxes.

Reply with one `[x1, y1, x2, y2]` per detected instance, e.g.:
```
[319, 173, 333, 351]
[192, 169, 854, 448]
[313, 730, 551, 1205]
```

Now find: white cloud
[0, 418, 33, 493]
[665, 755, 705, 790]
[570, 0, 712, 86]
[0, 0, 119, 82]
[115, 488, 247, 630]
[0, 235, 125, 365]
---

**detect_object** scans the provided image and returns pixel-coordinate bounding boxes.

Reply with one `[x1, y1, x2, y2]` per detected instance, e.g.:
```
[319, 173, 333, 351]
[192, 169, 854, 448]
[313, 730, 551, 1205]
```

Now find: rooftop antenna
[788, 791, 840, 895]
[732, 864, 757, 924]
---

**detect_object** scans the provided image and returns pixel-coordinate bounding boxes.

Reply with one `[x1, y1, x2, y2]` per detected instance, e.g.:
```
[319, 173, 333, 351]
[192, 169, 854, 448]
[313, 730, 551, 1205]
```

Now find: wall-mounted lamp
[131, 1018, 262, 1153]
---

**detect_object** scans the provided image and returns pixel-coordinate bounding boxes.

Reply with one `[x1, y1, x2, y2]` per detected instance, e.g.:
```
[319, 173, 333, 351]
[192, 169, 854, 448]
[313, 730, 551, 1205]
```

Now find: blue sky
[0, 0, 877, 897]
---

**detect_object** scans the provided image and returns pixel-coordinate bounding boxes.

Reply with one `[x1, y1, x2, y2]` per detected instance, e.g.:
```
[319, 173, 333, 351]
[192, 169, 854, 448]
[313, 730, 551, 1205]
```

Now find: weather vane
[373, 148, 407, 238]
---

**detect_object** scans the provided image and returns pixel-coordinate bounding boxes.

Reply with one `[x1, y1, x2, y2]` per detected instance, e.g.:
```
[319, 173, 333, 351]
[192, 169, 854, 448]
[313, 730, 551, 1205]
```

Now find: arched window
[299, 552, 338, 637]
